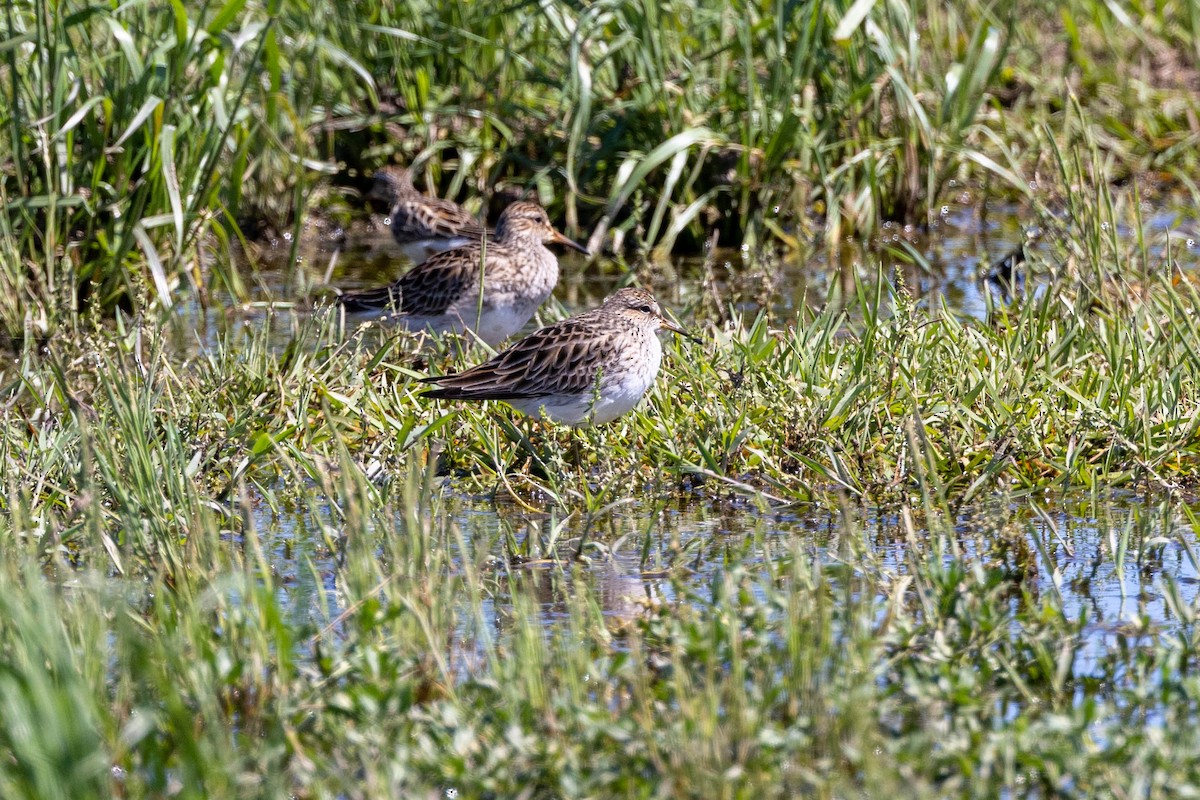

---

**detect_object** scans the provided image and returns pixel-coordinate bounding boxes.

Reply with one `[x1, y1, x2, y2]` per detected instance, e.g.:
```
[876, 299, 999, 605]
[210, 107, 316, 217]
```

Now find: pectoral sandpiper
[420, 288, 692, 425]
[366, 165, 489, 263]
[338, 201, 588, 347]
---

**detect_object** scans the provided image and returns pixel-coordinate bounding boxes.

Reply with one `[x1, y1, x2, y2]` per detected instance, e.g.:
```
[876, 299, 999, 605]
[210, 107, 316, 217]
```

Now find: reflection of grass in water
[3, 261, 1200, 792]
[0, 460, 1195, 795]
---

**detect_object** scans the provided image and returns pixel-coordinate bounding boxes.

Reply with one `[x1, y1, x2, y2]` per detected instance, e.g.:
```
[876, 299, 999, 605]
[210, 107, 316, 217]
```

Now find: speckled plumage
[366, 166, 488, 263]
[339, 201, 588, 347]
[420, 288, 690, 425]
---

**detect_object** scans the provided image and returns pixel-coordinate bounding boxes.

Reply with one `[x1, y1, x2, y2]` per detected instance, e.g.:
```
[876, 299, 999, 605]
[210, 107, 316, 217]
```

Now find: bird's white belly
[471, 304, 534, 347]
[588, 371, 658, 423]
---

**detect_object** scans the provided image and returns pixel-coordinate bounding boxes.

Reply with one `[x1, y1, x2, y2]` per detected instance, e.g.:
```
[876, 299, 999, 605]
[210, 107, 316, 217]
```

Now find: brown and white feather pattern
[421, 288, 682, 425]
[370, 166, 488, 262]
[339, 200, 587, 347]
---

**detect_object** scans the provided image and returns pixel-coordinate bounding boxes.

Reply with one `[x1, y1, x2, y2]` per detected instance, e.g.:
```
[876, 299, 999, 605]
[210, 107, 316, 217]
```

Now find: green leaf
[603, 128, 721, 217]
[833, 0, 877, 42]
[206, 0, 248, 36]
[50, 95, 106, 141]
[250, 432, 274, 457]
[159, 124, 184, 251]
[109, 96, 163, 150]
[130, 223, 173, 308]
[103, 17, 143, 77]
[169, 0, 188, 50]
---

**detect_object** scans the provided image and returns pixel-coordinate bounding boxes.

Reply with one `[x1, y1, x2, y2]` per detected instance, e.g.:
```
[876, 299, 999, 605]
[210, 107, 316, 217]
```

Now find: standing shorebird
[420, 288, 693, 425]
[338, 201, 588, 347]
[366, 165, 489, 264]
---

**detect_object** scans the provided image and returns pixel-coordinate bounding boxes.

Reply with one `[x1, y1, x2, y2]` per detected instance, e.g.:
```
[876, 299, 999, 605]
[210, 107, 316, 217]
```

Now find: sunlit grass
[1, 246, 1200, 792]
[3, 0, 1200, 794]
[4, 0, 1199, 332]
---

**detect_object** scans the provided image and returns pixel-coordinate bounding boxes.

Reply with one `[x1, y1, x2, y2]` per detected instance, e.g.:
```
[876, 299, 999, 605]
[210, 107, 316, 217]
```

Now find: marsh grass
[423, 263, 1200, 507]
[1, 237, 1200, 793]
[4, 0, 1200, 332]
[3, 0, 1200, 794]
[3, 412, 1200, 796]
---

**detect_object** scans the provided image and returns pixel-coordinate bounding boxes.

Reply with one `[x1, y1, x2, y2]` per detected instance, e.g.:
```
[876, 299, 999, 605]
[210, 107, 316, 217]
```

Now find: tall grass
[5, 0, 1200, 331]
[2, 0, 1200, 793]
[0, 0, 274, 338]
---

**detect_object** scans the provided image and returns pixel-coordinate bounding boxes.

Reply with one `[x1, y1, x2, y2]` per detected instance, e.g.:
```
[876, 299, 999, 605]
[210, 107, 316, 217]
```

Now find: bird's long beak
[659, 314, 701, 344]
[549, 228, 591, 256]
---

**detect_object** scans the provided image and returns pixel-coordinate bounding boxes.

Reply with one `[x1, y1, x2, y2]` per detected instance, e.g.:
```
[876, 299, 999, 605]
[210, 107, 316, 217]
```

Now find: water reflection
[258, 481, 1199, 689]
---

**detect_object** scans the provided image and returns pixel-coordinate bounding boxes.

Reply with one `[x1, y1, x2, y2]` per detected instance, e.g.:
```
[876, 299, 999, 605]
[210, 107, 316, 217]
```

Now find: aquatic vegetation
[3, 287, 1200, 794]
[2, 0, 1200, 795]
[0, 250, 1197, 792]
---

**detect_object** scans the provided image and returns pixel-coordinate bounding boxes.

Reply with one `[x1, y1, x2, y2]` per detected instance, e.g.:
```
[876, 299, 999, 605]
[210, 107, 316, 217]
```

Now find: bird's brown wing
[337, 247, 483, 315]
[389, 249, 486, 317]
[337, 283, 403, 312]
[421, 317, 608, 400]
[392, 197, 488, 243]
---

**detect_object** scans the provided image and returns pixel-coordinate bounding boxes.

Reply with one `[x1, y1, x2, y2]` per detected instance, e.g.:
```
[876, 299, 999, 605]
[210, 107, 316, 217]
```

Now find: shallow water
[200, 197, 1200, 701]
[253, 481, 1200, 697]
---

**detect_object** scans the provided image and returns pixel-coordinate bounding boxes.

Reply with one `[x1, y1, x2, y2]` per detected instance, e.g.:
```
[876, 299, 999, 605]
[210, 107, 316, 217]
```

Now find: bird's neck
[492, 229, 542, 249]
